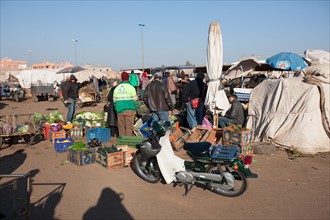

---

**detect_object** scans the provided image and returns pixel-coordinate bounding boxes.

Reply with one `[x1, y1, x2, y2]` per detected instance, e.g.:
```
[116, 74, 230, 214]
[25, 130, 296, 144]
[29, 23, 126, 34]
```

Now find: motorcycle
[131, 121, 258, 197]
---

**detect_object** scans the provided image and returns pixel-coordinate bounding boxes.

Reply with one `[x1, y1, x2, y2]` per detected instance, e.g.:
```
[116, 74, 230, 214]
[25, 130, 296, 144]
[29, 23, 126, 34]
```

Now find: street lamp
[72, 39, 78, 66]
[138, 24, 145, 71]
[27, 49, 32, 69]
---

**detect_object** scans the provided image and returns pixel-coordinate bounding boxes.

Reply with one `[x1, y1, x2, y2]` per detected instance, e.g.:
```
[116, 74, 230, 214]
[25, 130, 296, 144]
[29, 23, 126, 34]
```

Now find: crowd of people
[101, 70, 246, 137]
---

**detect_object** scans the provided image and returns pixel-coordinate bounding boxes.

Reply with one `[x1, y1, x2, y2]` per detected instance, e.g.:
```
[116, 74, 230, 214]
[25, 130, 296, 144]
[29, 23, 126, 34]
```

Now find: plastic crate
[54, 138, 74, 153]
[86, 128, 111, 143]
[210, 145, 239, 160]
[117, 136, 145, 148]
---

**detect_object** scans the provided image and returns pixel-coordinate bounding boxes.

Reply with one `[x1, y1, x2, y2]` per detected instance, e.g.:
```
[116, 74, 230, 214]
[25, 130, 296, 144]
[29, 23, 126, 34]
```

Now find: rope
[304, 75, 330, 138]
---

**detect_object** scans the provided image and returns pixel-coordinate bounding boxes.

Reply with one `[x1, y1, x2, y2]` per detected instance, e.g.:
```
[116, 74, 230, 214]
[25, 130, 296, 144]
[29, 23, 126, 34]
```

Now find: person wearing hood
[139, 72, 149, 99]
[62, 74, 79, 123]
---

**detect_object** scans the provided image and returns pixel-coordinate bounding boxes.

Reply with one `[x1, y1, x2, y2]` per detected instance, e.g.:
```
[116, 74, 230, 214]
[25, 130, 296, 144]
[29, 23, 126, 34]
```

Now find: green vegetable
[46, 111, 64, 124]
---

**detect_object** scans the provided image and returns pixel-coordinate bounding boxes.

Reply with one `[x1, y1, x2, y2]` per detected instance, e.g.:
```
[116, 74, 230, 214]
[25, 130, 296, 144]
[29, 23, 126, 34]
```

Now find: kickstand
[183, 183, 194, 196]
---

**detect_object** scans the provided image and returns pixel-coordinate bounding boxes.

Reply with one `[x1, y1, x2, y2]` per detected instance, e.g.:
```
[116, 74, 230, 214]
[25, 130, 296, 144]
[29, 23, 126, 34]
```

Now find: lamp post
[138, 24, 145, 71]
[72, 39, 78, 66]
[27, 50, 32, 69]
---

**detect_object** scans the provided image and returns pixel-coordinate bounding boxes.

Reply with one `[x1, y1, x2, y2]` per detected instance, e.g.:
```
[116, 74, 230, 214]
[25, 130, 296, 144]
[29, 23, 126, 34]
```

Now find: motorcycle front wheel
[207, 165, 247, 197]
[131, 151, 161, 184]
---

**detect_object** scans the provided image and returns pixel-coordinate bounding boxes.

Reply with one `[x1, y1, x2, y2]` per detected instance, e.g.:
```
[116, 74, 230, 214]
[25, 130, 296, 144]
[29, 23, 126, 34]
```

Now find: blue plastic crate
[210, 145, 239, 160]
[54, 138, 74, 153]
[86, 128, 111, 143]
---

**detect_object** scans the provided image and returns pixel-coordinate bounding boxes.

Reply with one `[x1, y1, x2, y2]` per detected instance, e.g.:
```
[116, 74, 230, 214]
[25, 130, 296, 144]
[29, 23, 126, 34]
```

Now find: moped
[131, 122, 257, 197]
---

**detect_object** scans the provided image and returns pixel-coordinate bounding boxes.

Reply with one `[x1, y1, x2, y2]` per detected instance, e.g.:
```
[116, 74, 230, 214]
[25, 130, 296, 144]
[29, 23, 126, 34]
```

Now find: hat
[196, 72, 205, 78]
[70, 74, 77, 80]
[154, 72, 162, 78]
[121, 71, 129, 81]
[142, 72, 147, 78]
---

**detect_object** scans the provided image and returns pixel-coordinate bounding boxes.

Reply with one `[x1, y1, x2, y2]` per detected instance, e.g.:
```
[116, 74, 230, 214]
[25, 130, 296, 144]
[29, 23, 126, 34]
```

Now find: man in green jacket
[113, 72, 139, 136]
[129, 70, 139, 91]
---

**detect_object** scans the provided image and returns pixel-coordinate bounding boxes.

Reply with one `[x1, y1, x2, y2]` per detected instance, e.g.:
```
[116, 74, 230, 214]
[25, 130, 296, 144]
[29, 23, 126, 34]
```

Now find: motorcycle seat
[183, 142, 212, 157]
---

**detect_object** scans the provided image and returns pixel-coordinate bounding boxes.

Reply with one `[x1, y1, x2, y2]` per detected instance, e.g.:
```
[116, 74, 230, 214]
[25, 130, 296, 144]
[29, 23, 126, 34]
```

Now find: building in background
[33, 60, 73, 69]
[84, 64, 112, 72]
[0, 57, 27, 73]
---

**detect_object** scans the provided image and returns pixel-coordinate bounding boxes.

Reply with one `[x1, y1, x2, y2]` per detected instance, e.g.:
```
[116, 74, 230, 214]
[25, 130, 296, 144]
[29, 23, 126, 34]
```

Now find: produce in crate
[87, 138, 102, 148]
[73, 111, 104, 127]
[46, 111, 65, 124]
[97, 146, 122, 154]
[68, 141, 88, 151]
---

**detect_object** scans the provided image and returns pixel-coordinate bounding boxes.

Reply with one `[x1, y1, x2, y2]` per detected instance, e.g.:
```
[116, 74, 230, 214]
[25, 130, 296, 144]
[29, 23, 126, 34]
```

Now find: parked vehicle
[131, 121, 257, 197]
[31, 83, 55, 102]
[0, 83, 24, 102]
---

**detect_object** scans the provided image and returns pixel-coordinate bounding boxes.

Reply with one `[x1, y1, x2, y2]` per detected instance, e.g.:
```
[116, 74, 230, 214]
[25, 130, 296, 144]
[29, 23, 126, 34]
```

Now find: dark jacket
[106, 86, 117, 127]
[143, 80, 174, 112]
[62, 81, 78, 100]
[182, 78, 207, 103]
[225, 99, 245, 125]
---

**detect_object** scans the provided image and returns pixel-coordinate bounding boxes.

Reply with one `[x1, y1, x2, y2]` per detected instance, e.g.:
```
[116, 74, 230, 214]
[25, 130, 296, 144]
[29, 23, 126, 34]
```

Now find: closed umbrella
[205, 22, 230, 116]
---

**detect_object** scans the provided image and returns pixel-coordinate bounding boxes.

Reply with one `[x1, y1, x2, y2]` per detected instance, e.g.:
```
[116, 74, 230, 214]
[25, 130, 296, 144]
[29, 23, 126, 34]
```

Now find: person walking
[140, 72, 149, 99]
[182, 72, 207, 129]
[218, 94, 245, 128]
[62, 74, 79, 123]
[113, 72, 139, 136]
[143, 73, 174, 123]
[166, 71, 179, 106]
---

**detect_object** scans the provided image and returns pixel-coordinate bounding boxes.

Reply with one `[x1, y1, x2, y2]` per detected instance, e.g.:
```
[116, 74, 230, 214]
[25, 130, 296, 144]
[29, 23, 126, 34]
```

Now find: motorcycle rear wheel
[207, 165, 247, 197]
[131, 151, 161, 184]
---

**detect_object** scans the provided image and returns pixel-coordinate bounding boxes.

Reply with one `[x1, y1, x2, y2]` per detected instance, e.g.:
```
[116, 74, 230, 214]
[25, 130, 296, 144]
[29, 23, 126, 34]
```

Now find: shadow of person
[83, 187, 133, 220]
[0, 149, 27, 175]
[29, 182, 65, 220]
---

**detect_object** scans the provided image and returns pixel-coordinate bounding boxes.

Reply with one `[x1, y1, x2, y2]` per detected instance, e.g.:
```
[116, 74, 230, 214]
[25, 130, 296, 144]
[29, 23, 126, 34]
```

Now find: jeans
[218, 116, 235, 128]
[66, 98, 76, 123]
[117, 110, 135, 136]
[186, 102, 204, 129]
[150, 111, 169, 125]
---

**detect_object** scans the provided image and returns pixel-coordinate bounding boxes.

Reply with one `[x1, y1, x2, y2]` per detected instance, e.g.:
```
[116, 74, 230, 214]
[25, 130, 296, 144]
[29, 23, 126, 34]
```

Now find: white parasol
[205, 22, 230, 115]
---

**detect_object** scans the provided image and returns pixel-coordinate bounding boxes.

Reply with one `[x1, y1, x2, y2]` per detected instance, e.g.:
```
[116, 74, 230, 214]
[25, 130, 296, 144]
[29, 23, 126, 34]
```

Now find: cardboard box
[95, 150, 123, 169]
[49, 130, 66, 143]
[222, 127, 254, 146]
[67, 148, 96, 166]
[239, 144, 254, 156]
[117, 145, 138, 167]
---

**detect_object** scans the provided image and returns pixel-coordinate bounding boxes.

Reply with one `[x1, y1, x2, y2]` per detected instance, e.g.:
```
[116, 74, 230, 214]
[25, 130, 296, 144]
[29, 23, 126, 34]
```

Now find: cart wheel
[23, 134, 35, 145]
[76, 101, 83, 108]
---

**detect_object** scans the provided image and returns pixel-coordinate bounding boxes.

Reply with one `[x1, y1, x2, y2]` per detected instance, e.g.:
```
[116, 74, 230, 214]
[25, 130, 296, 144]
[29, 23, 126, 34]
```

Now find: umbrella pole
[213, 110, 218, 128]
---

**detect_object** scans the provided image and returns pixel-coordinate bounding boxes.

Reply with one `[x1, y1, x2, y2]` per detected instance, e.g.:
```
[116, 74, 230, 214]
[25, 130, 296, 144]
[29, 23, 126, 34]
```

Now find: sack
[190, 98, 202, 108]
[104, 104, 110, 112]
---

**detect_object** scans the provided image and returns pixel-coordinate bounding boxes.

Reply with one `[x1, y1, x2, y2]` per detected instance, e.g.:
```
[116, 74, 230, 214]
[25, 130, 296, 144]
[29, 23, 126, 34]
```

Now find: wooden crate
[222, 127, 254, 146]
[95, 150, 123, 169]
[117, 145, 138, 167]
[169, 128, 191, 151]
[239, 144, 254, 156]
[49, 130, 66, 143]
[186, 126, 210, 143]
[67, 148, 96, 166]
[206, 128, 223, 145]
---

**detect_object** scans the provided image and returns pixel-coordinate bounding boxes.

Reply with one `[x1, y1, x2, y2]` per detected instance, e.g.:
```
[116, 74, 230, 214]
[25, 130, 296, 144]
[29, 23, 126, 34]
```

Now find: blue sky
[1, 0, 329, 71]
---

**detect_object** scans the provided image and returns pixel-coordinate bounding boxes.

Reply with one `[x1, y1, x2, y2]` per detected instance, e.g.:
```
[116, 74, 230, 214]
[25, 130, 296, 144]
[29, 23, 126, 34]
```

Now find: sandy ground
[0, 98, 329, 220]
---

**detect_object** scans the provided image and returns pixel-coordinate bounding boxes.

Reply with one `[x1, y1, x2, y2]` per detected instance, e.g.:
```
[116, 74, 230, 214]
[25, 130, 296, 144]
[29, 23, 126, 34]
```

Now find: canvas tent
[246, 64, 330, 154]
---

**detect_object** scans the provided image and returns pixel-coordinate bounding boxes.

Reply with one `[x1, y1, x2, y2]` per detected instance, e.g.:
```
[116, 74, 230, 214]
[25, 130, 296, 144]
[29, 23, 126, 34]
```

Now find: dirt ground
[0, 98, 329, 220]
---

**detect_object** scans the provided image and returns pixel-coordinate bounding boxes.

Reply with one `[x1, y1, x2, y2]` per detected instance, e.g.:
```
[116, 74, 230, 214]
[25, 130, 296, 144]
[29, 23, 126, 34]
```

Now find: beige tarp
[246, 72, 330, 154]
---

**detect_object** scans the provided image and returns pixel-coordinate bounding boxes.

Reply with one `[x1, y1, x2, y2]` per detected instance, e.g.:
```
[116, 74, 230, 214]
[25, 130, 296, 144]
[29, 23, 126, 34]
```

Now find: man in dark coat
[62, 74, 78, 123]
[143, 73, 174, 123]
[218, 94, 245, 128]
[106, 81, 118, 137]
[182, 72, 207, 129]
